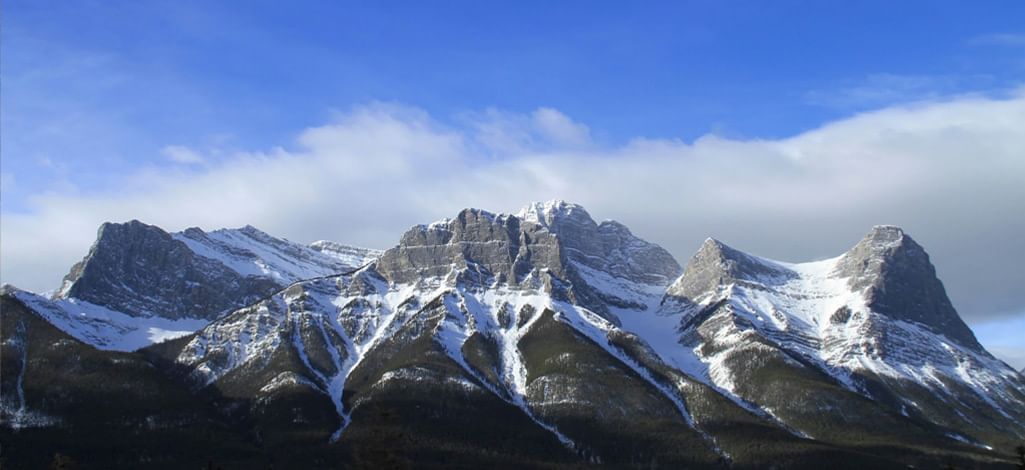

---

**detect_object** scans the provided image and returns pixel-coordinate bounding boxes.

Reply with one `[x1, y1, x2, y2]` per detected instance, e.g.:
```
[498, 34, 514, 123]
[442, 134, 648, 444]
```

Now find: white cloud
[2, 95, 1025, 332]
[161, 145, 205, 164]
[459, 106, 593, 156]
[531, 107, 591, 148]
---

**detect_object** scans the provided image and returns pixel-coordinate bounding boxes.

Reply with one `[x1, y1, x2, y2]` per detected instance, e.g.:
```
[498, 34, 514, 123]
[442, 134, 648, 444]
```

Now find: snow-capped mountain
[4, 221, 378, 352]
[3, 202, 1023, 469]
[661, 228, 1025, 450]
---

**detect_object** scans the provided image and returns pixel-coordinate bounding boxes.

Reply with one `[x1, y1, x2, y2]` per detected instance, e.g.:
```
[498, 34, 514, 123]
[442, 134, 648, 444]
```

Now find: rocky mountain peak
[519, 201, 681, 284]
[376, 203, 680, 287]
[375, 207, 564, 286]
[53, 219, 372, 321]
[56, 220, 282, 320]
[373, 203, 680, 321]
[58, 220, 178, 299]
[516, 199, 594, 230]
[0, 284, 19, 297]
[666, 237, 793, 303]
[836, 225, 982, 350]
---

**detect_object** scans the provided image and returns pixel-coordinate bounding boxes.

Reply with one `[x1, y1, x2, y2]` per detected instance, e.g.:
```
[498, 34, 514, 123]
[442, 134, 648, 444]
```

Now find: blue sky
[5, 0, 1025, 211]
[2, 1, 1025, 367]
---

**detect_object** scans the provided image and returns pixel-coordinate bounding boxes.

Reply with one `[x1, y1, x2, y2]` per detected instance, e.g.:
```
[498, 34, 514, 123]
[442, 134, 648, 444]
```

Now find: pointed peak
[667, 237, 793, 303]
[237, 224, 268, 236]
[838, 226, 981, 350]
[695, 237, 748, 262]
[842, 225, 921, 266]
[701, 237, 726, 249]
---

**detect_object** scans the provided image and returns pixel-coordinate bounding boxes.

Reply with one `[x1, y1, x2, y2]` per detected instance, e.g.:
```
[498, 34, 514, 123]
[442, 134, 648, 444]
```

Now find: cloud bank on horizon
[3, 90, 1024, 335]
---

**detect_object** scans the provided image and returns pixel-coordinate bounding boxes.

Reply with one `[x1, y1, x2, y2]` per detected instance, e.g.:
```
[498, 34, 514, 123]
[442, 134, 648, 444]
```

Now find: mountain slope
[0, 292, 257, 469]
[661, 228, 1025, 452]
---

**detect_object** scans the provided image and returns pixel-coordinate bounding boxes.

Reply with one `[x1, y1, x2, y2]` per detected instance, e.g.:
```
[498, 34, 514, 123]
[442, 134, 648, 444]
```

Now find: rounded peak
[96, 220, 168, 240]
[456, 207, 500, 221]
[518, 199, 584, 213]
[852, 225, 912, 253]
[428, 217, 453, 229]
[868, 225, 905, 238]
[237, 224, 267, 236]
[0, 283, 21, 296]
[516, 200, 593, 228]
[100, 219, 154, 230]
[182, 226, 207, 237]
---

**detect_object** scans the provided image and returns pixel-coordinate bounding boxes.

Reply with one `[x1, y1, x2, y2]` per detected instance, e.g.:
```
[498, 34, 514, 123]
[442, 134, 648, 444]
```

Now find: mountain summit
[2, 203, 1023, 468]
[835, 225, 981, 349]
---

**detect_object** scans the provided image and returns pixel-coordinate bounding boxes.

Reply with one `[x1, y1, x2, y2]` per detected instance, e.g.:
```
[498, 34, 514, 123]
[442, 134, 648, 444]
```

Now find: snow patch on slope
[434, 286, 580, 450]
[308, 240, 382, 267]
[12, 290, 206, 352]
[675, 250, 1025, 430]
[173, 227, 354, 282]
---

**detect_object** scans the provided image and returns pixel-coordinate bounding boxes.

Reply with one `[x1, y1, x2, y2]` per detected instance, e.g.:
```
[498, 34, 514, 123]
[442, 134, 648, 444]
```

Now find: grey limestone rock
[57, 221, 282, 320]
[666, 237, 793, 303]
[374, 201, 681, 317]
[517, 201, 682, 286]
[836, 225, 983, 350]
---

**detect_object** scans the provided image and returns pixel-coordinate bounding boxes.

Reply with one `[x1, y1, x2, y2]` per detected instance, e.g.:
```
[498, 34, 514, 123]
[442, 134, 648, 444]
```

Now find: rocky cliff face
[516, 200, 681, 286]
[59, 221, 281, 320]
[376, 201, 680, 319]
[56, 221, 378, 321]
[835, 225, 982, 350]
[375, 208, 565, 286]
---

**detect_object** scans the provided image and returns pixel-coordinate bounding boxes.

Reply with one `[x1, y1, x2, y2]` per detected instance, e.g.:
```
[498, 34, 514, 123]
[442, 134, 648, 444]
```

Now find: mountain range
[2, 201, 1023, 469]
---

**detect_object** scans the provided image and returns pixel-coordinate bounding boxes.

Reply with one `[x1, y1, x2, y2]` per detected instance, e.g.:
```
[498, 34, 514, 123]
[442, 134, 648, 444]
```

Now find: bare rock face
[836, 226, 982, 351]
[55, 221, 373, 320]
[517, 201, 682, 286]
[57, 221, 282, 320]
[375, 201, 682, 317]
[666, 238, 793, 303]
[375, 208, 565, 286]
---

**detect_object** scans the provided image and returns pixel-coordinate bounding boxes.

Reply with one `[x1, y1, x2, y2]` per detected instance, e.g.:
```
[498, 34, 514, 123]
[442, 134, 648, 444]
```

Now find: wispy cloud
[968, 32, 1025, 48]
[161, 145, 205, 165]
[803, 73, 1000, 109]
